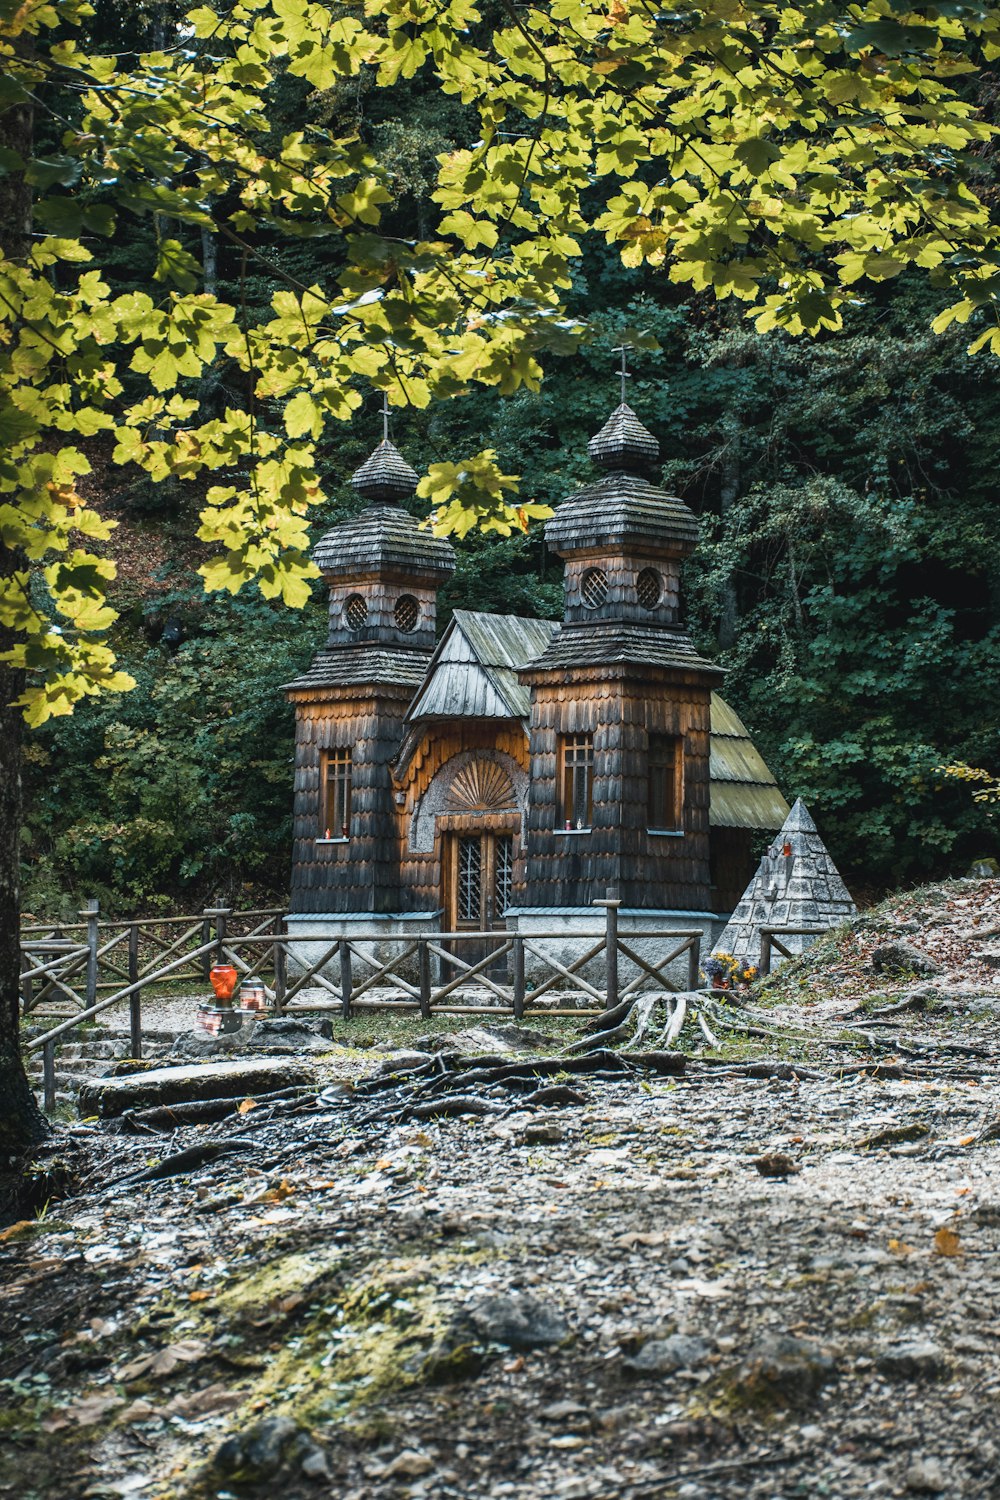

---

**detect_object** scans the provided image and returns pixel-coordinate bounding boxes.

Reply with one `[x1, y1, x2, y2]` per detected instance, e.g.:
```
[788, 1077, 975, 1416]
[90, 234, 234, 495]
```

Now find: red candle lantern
[209, 964, 239, 1005]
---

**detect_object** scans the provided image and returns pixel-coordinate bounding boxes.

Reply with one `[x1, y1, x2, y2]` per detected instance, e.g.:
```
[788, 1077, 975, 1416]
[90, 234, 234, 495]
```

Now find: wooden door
[446, 830, 514, 969]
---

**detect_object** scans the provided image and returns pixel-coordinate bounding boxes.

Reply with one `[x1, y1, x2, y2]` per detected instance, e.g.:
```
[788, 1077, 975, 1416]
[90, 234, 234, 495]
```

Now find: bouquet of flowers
[701, 952, 759, 991]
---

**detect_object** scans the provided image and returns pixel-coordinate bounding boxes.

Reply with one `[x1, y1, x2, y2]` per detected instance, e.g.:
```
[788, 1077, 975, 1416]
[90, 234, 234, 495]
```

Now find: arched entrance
[438, 757, 520, 958]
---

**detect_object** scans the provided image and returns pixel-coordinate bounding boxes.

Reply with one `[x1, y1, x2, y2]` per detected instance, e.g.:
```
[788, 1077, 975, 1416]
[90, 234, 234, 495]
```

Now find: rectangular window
[559, 733, 593, 829]
[648, 735, 682, 830]
[320, 748, 352, 838]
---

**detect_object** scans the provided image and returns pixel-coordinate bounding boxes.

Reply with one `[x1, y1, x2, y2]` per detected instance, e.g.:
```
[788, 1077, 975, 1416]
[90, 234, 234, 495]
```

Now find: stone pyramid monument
[716, 798, 856, 965]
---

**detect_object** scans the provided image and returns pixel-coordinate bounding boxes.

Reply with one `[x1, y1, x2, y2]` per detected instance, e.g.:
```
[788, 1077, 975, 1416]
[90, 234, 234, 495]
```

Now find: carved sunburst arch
[408, 749, 528, 853]
[444, 759, 517, 814]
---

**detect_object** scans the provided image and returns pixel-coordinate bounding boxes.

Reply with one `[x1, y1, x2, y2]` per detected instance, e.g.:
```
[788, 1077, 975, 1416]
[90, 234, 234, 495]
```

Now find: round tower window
[344, 593, 368, 631]
[580, 567, 609, 610]
[636, 567, 662, 611]
[394, 594, 419, 633]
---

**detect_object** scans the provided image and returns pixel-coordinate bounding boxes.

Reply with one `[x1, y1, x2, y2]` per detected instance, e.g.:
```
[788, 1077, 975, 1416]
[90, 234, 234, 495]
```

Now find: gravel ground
[4, 881, 1000, 1500]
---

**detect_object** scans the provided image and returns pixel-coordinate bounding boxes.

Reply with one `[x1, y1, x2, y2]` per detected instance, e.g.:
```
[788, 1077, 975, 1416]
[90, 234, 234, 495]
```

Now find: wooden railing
[20, 905, 284, 1016]
[21, 898, 704, 1112]
[759, 925, 827, 976]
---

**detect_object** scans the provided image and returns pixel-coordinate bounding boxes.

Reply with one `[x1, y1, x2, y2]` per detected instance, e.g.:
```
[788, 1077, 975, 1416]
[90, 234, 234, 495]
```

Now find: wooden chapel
[283, 400, 788, 963]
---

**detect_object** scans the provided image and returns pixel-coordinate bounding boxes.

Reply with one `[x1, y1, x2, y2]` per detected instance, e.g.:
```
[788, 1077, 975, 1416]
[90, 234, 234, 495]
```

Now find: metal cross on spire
[381, 392, 391, 443]
[611, 344, 632, 405]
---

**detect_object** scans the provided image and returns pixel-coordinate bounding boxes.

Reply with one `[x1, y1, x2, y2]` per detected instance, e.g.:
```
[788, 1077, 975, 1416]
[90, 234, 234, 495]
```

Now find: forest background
[16, 0, 1000, 919]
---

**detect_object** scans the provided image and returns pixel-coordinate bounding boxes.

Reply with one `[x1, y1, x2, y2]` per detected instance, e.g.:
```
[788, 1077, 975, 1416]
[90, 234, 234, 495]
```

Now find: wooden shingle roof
[587, 401, 660, 472]
[519, 620, 724, 678]
[406, 610, 558, 721]
[543, 473, 701, 557]
[312, 505, 455, 581]
[284, 645, 432, 696]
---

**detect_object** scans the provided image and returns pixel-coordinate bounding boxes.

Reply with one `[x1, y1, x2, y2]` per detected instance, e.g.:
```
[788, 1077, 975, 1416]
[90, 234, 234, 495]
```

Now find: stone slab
[78, 1058, 315, 1119]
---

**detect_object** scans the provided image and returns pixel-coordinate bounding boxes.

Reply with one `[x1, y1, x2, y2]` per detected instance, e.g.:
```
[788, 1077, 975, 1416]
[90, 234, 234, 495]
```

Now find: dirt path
[5, 880, 1000, 1500]
[4, 1024, 1000, 1500]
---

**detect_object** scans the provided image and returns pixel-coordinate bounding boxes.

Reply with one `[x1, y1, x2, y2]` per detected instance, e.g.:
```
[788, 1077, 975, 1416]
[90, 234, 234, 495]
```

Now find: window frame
[558, 732, 594, 830]
[319, 747, 353, 840]
[647, 734, 684, 833]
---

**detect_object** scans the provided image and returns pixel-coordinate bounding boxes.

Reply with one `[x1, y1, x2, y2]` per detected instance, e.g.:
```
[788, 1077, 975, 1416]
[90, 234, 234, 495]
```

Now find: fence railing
[20, 905, 284, 1015]
[759, 925, 827, 976]
[21, 897, 705, 1112]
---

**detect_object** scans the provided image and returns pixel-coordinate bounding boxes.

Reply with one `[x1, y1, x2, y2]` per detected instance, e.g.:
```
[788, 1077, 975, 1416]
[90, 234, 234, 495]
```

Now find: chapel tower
[517, 400, 724, 910]
[284, 433, 455, 913]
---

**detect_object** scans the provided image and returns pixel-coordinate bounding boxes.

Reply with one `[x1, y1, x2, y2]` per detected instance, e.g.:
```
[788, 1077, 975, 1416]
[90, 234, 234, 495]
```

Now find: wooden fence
[759, 925, 827, 976]
[21, 898, 706, 1111]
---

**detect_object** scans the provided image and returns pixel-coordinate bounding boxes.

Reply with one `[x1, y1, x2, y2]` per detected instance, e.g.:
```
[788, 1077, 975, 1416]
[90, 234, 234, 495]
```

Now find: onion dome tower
[285, 420, 455, 913]
[517, 380, 724, 911]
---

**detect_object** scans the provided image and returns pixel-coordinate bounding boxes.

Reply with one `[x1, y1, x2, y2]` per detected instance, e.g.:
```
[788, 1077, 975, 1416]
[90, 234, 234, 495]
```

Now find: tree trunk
[0, 47, 49, 1159]
[717, 409, 741, 652]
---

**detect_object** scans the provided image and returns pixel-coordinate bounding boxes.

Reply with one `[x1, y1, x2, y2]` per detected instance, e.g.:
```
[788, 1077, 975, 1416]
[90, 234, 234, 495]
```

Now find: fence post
[688, 933, 701, 991]
[339, 940, 353, 1020]
[600, 888, 620, 1013]
[200, 910, 213, 979]
[273, 918, 286, 1014]
[43, 1040, 56, 1113]
[214, 908, 229, 964]
[128, 922, 142, 1060]
[418, 940, 431, 1020]
[760, 931, 772, 977]
[80, 898, 99, 1013]
[512, 935, 525, 1021]
[20, 958, 33, 1015]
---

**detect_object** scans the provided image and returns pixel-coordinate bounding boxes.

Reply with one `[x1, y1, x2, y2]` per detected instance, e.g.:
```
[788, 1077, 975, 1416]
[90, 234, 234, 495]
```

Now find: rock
[251, 1016, 334, 1049]
[968, 858, 999, 879]
[462, 1291, 568, 1349]
[170, 1029, 252, 1060]
[858, 1121, 930, 1149]
[870, 940, 943, 978]
[876, 1341, 948, 1381]
[480, 1024, 560, 1052]
[384, 1449, 434, 1479]
[753, 1153, 800, 1178]
[212, 1416, 321, 1482]
[904, 1457, 948, 1493]
[79, 1058, 315, 1118]
[519, 1119, 566, 1145]
[426, 1027, 517, 1054]
[300, 1448, 331, 1479]
[540, 1400, 590, 1423]
[623, 1334, 713, 1376]
[731, 1335, 836, 1408]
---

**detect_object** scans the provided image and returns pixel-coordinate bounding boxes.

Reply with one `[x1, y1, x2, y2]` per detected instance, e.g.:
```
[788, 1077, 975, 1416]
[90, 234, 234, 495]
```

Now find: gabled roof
[405, 610, 558, 722]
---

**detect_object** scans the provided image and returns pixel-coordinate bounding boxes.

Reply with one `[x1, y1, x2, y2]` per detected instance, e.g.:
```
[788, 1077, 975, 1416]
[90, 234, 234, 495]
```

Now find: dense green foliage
[10, 0, 1000, 914]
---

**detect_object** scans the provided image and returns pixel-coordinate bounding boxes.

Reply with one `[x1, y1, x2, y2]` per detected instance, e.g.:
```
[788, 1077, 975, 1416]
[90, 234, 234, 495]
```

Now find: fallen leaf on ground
[933, 1226, 961, 1257]
[162, 1383, 242, 1418]
[43, 1391, 124, 1430]
[118, 1339, 207, 1382]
